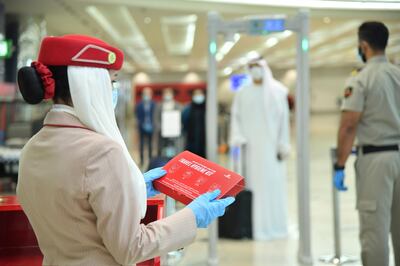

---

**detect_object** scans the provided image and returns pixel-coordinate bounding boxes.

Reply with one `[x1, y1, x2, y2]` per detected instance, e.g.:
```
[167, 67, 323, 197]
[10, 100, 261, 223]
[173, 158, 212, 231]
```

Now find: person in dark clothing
[135, 87, 156, 165]
[182, 89, 206, 158]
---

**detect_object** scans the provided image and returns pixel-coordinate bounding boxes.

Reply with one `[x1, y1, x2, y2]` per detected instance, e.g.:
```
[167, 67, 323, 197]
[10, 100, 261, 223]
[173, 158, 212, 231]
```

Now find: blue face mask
[112, 88, 118, 109]
[193, 94, 205, 104]
[143, 95, 151, 102]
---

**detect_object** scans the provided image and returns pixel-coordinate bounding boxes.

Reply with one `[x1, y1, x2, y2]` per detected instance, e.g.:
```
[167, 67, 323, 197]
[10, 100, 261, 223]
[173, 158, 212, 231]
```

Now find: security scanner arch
[206, 10, 312, 265]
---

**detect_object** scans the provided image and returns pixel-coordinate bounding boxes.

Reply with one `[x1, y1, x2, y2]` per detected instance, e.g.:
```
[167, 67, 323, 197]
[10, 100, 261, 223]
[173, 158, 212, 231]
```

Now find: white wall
[309, 67, 354, 113]
[275, 66, 354, 113]
[132, 71, 206, 85]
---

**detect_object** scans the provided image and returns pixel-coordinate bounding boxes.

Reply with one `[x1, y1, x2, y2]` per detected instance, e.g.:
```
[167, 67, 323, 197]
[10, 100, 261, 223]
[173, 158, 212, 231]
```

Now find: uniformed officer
[334, 21, 400, 266]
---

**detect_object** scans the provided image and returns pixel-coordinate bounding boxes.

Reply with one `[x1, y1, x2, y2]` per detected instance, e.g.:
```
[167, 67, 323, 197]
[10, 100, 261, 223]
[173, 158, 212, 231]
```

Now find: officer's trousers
[355, 151, 400, 266]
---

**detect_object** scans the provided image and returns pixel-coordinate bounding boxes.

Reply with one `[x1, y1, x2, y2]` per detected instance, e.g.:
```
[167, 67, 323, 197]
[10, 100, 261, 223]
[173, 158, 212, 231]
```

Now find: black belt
[359, 144, 399, 155]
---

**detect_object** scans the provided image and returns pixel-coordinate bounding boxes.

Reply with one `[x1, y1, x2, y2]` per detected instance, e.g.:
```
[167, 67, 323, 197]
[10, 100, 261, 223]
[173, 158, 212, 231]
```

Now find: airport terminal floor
[126, 114, 395, 266]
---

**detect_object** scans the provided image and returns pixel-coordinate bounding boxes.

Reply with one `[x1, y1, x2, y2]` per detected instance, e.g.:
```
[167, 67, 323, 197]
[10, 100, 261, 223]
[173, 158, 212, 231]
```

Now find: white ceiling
[2, 0, 400, 74]
[190, 0, 400, 10]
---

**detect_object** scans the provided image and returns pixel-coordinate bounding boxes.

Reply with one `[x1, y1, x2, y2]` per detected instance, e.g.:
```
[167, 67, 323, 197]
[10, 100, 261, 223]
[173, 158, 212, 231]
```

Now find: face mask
[358, 46, 367, 63]
[163, 94, 173, 101]
[250, 66, 263, 81]
[193, 94, 205, 104]
[143, 95, 151, 102]
[112, 88, 118, 109]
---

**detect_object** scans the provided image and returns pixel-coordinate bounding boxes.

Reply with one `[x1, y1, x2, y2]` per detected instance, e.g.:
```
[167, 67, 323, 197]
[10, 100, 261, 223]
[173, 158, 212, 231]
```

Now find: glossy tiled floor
[159, 114, 395, 266]
[2, 113, 395, 265]
[123, 112, 397, 266]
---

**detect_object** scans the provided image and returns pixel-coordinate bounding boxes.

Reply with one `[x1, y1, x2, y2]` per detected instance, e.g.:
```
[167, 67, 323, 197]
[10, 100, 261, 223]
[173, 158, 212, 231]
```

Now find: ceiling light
[312, 36, 355, 57]
[87, 6, 160, 71]
[184, 72, 201, 82]
[265, 37, 279, 48]
[118, 7, 160, 69]
[215, 35, 241, 62]
[323, 17, 331, 24]
[243, 30, 291, 64]
[239, 57, 247, 65]
[134, 72, 151, 84]
[161, 15, 198, 56]
[309, 20, 361, 49]
[223, 67, 233, 76]
[173, 64, 189, 72]
[216, 52, 224, 62]
[119, 7, 145, 42]
[220, 41, 235, 55]
[86, 6, 121, 42]
[247, 51, 260, 60]
[184, 23, 196, 50]
[144, 17, 152, 24]
[282, 30, 292, 38]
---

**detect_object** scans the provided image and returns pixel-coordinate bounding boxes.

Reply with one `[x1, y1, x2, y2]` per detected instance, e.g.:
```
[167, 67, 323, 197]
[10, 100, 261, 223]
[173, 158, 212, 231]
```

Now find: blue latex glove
[231, 146, 241, 162]
[188, 189, 235, 228]
[144, 167, 167, 198]
[333, 169, 347, 191]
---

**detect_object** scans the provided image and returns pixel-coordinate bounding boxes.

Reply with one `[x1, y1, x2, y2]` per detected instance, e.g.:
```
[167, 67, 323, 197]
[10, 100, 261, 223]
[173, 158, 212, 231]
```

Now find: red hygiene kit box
[154, 151, 245, 205]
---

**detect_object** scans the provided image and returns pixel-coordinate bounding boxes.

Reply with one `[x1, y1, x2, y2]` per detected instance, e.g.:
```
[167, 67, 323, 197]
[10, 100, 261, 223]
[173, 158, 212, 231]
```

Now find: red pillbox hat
[37, 34, 124, 70]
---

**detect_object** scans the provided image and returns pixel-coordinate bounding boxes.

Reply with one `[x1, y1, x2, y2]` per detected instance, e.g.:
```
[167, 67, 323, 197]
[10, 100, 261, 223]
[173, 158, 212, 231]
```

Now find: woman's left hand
[143, 167, 167, 198]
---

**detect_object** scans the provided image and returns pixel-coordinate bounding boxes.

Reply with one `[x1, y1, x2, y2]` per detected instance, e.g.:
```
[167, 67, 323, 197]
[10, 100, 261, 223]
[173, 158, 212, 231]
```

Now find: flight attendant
[16, 34, 234, 266]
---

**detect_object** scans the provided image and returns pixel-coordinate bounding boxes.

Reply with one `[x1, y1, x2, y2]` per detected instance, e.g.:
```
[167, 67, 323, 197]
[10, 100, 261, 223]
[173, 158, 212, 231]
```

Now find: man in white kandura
[230, 57, 291, 240]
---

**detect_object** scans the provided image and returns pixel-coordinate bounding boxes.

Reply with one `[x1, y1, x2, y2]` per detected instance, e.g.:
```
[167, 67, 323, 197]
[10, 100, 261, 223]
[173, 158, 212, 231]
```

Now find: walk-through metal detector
[206, 10, 312, 265]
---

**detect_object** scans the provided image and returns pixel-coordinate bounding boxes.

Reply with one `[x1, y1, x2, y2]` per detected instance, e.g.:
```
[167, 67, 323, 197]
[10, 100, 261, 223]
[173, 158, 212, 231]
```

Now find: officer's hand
[333, 168, 347, 191]
[144, 167, 166, 198]
[187, 190, 235, 228]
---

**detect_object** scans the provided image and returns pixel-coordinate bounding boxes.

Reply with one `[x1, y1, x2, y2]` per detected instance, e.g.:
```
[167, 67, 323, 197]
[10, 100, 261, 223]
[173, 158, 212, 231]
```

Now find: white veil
[67, 66, 147, 217]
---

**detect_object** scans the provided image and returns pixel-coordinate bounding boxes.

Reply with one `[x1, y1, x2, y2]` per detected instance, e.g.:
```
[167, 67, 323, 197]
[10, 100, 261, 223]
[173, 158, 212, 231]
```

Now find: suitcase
[219, 144, 252, 239]
[218, 190, 252, 239]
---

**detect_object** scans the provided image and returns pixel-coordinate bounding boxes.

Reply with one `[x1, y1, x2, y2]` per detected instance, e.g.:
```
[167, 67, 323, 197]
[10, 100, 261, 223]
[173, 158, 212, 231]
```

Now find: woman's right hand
[187, 190, 235, 228]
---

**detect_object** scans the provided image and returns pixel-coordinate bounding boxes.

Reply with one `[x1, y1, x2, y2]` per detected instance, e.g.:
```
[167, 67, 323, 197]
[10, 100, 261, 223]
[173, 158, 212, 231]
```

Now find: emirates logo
[108, 52, 116, 64]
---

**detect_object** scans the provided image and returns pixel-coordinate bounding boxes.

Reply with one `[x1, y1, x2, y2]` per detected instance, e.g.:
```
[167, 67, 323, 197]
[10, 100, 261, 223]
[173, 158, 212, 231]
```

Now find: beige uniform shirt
[342, 56, 400, 145]
[17, 111, 196, 266]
